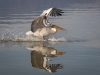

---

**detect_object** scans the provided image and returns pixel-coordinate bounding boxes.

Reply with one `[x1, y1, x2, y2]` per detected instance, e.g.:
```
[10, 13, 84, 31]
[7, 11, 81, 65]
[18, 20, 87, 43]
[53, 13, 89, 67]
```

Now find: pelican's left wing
[31, 16, 47, 32]
[40, 7, 64, 17]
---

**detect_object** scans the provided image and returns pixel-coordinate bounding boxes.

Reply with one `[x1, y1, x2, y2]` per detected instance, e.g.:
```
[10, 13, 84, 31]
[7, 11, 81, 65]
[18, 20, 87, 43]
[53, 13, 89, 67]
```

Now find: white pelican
[27, 42, 66, 73]
[26, 7, 66, 39]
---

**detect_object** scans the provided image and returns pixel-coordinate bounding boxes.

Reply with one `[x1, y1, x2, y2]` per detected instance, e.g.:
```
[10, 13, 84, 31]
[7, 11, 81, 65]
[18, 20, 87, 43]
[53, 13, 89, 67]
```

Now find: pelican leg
[41, 36, 47, 41]
[43, 36, 46, 40]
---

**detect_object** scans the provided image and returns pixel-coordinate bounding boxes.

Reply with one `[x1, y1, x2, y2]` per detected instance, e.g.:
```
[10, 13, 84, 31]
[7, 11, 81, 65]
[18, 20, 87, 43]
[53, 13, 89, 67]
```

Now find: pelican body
[26, 8, 66, 39]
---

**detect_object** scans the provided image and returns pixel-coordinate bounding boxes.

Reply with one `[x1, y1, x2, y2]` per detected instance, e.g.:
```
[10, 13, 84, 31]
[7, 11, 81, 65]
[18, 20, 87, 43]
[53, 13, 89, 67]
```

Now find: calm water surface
[0, 0, 100, 75]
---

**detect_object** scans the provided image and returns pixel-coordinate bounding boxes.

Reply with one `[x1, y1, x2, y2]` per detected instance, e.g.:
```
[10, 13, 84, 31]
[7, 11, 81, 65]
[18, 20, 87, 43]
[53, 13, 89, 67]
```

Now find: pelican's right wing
[40, 7, 64, 17]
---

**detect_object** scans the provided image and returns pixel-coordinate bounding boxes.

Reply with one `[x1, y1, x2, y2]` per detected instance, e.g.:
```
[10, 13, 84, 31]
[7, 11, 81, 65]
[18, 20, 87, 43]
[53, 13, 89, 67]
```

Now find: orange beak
[57, 52, 66, 55]
[52, 25, 66, 31]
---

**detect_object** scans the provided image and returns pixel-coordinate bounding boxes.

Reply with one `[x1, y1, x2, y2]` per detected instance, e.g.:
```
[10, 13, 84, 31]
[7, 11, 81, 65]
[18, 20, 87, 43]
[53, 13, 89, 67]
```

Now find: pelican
[27, 42, 66, 73]
[26, 7, 66, 39]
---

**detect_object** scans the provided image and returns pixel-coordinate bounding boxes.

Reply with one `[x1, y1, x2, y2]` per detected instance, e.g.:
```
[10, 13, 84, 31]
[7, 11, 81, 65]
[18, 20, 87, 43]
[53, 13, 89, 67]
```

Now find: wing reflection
[26, 42, 66, 73]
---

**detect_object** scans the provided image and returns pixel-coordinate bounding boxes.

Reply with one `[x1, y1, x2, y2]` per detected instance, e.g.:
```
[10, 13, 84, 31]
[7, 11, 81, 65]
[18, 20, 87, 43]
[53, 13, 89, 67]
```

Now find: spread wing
[31, 16, 47, 32]
[41, 7, 64, 17]
[31, 7, 64, 32]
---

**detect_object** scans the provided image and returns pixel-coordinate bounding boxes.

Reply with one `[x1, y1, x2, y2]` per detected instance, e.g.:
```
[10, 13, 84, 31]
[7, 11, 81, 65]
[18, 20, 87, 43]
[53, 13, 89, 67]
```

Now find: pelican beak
[52, 25, 66, 31]
[56, 27, 66, 31]
[57, 52, 66, 55]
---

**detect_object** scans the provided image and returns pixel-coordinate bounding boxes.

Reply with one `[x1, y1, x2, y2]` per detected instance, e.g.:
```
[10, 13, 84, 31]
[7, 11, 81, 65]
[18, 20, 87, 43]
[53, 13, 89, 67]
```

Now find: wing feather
[31, 16, 46, 32]
[49, 8, 64, 17]
[41, 7, 64, 17]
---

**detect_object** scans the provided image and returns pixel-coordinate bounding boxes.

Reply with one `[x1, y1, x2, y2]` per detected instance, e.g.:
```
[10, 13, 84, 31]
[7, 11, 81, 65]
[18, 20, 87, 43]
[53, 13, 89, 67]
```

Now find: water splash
[0, 30, 66, 42]
[0, 30, 86, 42]
[48, 37, 66, 42]
[0, 30, 26, 41]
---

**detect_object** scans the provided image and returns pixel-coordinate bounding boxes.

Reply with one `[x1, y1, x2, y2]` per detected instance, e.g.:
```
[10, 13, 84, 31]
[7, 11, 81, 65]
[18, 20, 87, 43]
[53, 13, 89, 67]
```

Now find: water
[0, 0, 100, 75]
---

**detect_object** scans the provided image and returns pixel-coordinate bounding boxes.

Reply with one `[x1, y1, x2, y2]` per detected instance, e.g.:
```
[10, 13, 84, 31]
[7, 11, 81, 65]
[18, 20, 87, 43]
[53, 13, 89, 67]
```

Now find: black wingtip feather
[50, 8, 64, 17]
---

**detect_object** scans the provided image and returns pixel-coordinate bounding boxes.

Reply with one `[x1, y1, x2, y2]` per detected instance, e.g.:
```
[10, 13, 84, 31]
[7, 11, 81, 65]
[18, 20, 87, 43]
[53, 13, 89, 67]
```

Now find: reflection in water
[0, 42, 25, 50]
[26, 42, 66, 73]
